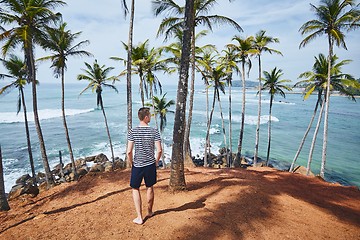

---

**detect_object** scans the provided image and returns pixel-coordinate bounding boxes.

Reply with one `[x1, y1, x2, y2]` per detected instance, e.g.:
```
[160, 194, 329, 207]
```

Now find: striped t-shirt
[128, 126, 161, 167]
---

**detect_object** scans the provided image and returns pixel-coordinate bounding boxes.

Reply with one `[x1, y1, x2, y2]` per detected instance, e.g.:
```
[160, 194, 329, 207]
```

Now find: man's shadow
[143, 197, 206, 223]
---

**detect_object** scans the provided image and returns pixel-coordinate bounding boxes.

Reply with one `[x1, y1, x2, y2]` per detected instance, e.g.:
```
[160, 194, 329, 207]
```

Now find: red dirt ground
[0, 167, 359, 240]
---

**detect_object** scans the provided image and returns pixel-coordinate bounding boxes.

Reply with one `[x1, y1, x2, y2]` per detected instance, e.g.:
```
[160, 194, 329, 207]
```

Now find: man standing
[126, 107, 162, 225]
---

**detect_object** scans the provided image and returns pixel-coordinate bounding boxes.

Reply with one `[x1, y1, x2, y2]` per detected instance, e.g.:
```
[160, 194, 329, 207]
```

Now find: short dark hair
[138, 107, 150, 121]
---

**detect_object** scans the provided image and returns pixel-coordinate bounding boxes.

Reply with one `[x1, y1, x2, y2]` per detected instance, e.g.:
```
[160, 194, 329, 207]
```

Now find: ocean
[0, 82, 359, 192]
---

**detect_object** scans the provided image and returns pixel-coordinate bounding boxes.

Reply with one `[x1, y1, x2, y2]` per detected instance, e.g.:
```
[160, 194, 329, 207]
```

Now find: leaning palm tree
[0, 0, 66, 187]
[169, 0, 194, 192]
[147, 93, 175, 169]
[196, 50, 218, 167]
[39, 22, 92, 180]
[0, 145, 10, 211]
[299, 0, 360, 178]
[218, 45, 240, 167]
[0, 55, 36, 181]
[252, 30, 282, 166]
[153, 0, 242, 162]
[78, 60, 119, 166]
[290, 54, 359, 174]
[261, 67, 292, 166]
[204, 64, 228, 166]
[229, 35, 256, 165]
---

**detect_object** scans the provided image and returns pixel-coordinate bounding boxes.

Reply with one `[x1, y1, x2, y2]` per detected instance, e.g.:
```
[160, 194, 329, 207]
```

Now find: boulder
[89, 163, 105, 172]
[114, 159, 125, 169]
[8, 185, 24, 200]
[77, 167, 88, 178]
[293, 166, 315, 176]
[104, 162, 113, 172]
[85, 155, 96, 162]
[22, 184, 39, 197]
[15, 174, 31, 185]
[94, 153, 108, 163]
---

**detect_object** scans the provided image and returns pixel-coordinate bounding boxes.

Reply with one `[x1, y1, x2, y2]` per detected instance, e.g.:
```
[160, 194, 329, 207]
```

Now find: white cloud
[0, 0, 359, 87]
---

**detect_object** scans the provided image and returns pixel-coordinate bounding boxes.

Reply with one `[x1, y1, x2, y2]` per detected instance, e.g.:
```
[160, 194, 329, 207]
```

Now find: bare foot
[133, 217, 143, 225]
[146, 212, 154, 218]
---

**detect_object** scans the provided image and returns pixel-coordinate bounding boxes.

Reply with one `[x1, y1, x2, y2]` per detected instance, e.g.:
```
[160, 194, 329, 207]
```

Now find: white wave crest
[0, 108, 94, 123]
[229, 114, 279, 125]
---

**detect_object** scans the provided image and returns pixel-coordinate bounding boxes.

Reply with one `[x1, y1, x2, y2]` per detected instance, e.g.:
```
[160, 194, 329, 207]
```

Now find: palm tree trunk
[0, 145, 10, 211]
[100, 97, 115, 166]
[265, 94, 274, 166]
[204, 82, 210, 167]
[61, 69, 77, 180]
[236, 62, 246, 164]
[254, 57, 262, 166]
[125, 0, 135, 168]
[169, 0, 194, 192]
[139, 73, 145, 106]
[228, 76, 232, 167]
[307, 97, 325, 175]
[321, 36, 333, 179]
[290, 94, 321, 172]
[183, 24, 196, 164]
[204, 90, 217, 167]
[20, 88, 35, 181]
[26, 46, 54, 187]
[217, 95, 228, 164]
[150, 87, 160, 130]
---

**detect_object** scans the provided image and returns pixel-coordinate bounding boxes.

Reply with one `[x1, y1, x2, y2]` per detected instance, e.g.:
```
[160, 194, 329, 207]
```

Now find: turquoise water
[0, 82, 359, 191]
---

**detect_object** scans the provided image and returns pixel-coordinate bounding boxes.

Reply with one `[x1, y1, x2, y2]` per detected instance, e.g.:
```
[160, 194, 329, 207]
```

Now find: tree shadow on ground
[165, 167, 360, 239]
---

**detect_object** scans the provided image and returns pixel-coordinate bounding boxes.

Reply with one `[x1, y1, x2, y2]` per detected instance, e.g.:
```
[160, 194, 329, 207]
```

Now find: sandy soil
[0, 167, 359, 240]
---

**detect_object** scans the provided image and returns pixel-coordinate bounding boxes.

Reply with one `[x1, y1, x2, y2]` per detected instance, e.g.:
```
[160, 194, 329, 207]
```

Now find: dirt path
[0, 167, 359, 240]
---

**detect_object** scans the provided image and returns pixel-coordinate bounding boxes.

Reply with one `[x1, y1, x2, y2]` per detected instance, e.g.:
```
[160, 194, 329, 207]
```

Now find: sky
[1, 0, 359, 86]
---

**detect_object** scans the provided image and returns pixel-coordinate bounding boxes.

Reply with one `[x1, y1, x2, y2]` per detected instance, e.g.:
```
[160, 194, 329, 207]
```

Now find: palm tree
[0, 0, 66, 187]
[123, 0, 133, 162]
[229, 35, 256, 165]
[252, 30, 282, 166]
[169, 0, 194, 192]
[112, 40, 150, 107]
[0, 55, 36, 182]
[290, 54, 359, 174]
[204, 64, 228, 167]
[299, 0, 360, 178]
[153, 0, 242, 162]
[0, 145, 10, 211]
[142, 46, 167, 130]
[39, 22, 92, 179]
[196, 50, 218, 166]
[147, 93, 175, 168]
[261, 67, 291, 166]
[78, 60, 119, 166]
[219, 45, 240, 167]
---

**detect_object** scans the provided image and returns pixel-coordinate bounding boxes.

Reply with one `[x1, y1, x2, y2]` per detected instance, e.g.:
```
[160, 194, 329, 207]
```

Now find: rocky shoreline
[7, 153, 126, 200]
[7, 147, 322, 201]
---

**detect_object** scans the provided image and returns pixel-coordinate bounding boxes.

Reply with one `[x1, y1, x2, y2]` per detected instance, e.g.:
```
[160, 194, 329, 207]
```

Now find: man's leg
[132, 188, 143, 224]
[146, 186, 154, 217]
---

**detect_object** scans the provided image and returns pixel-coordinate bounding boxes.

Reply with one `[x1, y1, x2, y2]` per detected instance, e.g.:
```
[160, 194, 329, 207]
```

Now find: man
[126, 107, 162, 225]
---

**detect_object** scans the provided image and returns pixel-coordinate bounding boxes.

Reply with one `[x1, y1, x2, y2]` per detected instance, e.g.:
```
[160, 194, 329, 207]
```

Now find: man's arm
[126, 141, 134, 167]
[155, 141, 162, 166]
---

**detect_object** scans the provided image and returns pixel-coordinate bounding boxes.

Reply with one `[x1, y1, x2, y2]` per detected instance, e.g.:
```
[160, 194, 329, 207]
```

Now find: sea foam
[0, 108, 94, 124]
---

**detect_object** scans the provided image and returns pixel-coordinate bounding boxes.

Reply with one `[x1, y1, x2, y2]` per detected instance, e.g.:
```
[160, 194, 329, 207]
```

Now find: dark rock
[22, 184, 39, 197]
[8, 186, 23, 200]
[89, 163, 105, 172]
[94, 153, 108, 163]
[85, 155, 96, 162]
[15, 174, 31, 185]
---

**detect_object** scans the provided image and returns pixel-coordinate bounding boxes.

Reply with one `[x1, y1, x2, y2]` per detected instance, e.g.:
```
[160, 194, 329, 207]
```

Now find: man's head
[138, 107, 151, 122]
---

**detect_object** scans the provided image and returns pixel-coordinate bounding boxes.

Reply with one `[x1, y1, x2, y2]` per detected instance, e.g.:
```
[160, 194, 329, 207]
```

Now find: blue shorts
[130, 163, 157, 189]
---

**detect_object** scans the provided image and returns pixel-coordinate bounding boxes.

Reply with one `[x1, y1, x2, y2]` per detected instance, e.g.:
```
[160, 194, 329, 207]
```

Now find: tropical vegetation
[0, 0, 359, 202]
